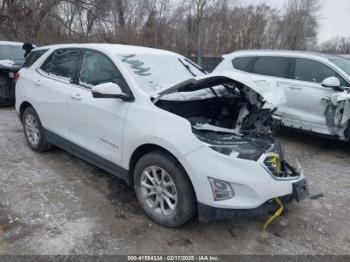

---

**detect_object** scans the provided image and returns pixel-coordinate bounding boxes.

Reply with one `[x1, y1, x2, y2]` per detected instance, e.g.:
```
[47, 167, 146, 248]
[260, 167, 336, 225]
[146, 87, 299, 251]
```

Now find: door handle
[289, 86, 302, 90]
[71, 93, 82, 101]
[34, 79, 41, 86]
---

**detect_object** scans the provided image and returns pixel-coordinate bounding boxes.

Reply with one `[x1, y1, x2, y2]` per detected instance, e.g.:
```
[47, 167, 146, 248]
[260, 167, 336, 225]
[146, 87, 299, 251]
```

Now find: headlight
[208, 177, 234, 201]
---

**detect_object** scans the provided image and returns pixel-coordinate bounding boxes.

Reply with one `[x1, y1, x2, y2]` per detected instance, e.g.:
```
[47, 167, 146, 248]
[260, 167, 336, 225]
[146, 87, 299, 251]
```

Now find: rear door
[67, 49, 132, 168]
[34, 48, 81, 139]
[248, 56, 294, 116]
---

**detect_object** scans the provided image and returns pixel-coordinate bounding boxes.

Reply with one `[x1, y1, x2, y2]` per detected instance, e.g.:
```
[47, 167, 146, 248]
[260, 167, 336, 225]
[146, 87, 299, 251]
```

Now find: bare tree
[320, 37, 350, 54]
[277, 0, 321, 50]
[0, 0, 330, 57]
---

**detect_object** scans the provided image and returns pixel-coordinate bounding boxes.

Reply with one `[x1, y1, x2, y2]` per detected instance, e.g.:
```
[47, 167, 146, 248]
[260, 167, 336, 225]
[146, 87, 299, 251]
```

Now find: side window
[40, 53, 54, 73]
[79, 50, 127, 90]
[40, 49, 81, 81]
[232, 57, 255, 72]
[252, 56, 292, 78]
[294, 58, 348, 86]
[23, 49, 48, 68]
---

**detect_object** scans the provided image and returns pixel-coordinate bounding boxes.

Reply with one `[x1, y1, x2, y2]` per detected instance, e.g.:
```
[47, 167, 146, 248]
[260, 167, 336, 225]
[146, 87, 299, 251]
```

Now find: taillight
[15, 72, 20, 82]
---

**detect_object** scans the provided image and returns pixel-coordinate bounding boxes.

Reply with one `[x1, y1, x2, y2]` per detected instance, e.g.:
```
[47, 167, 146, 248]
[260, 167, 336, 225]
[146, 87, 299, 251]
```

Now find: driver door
[67, 49, 131, 169]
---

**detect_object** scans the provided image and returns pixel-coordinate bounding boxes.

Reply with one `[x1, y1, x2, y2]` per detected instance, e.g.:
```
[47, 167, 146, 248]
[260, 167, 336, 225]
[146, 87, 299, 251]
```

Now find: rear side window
[252, 56, 292, 78]
[232, 57, 255, 72]
[294, 58, 349, 86]
[23, 49, 48, 68]
[40, 49, 81, 81]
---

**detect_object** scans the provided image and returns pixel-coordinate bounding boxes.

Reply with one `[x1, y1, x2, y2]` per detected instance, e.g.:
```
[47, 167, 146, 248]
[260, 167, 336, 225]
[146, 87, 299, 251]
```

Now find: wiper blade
[178, 58, 196, 77]
[184, 58, 208, 74]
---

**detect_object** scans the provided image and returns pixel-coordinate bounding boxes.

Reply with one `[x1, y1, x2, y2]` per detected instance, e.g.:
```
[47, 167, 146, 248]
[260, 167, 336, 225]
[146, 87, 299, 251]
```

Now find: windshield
[330, 58, 350, 75]
[117, 54, 205, 93]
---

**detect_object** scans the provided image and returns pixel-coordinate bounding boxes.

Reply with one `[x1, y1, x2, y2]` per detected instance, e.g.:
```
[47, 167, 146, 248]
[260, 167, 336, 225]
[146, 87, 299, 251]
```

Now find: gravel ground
[0, 107, 349, 255]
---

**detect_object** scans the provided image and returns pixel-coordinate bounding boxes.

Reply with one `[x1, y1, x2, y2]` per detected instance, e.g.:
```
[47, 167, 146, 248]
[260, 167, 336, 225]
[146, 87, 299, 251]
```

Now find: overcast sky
[248, 0, 350, 43]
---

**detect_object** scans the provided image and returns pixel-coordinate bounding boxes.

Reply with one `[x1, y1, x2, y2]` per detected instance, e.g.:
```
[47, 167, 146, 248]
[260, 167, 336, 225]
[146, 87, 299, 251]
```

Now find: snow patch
[0, 60, 15, 67]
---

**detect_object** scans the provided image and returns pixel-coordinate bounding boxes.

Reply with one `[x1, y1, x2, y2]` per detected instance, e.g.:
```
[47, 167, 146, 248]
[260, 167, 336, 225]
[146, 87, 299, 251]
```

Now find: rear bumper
[198, 195, 294, 223]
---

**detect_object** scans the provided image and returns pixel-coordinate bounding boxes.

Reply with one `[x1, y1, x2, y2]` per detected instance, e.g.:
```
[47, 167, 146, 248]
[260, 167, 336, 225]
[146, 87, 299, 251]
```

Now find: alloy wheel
[25, 113, 40, 146]
[140, 166, 178, 216]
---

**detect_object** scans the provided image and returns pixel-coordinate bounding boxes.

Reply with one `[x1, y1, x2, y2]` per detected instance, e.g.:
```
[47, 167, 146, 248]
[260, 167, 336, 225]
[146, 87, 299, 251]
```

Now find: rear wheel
[271, 119, 282, 135]
[23, 107, 52, 152]
[344, 121, 350, 141]
[134, 151, 196, 227]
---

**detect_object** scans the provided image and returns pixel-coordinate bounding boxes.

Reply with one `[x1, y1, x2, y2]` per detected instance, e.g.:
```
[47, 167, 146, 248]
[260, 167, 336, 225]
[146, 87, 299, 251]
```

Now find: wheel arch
[127, 143, 198, 202]
[19, 101, 34, 123]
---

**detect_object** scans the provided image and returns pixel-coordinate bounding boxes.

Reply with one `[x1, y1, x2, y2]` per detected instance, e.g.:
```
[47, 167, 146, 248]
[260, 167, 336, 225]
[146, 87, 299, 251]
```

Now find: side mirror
[92, 82, 132, 101]
[322, 77, 343, 91]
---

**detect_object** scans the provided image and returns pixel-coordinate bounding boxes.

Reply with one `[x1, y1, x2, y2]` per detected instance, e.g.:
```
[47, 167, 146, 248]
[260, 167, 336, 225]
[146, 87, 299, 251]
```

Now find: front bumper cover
[198, 179, 308, 223]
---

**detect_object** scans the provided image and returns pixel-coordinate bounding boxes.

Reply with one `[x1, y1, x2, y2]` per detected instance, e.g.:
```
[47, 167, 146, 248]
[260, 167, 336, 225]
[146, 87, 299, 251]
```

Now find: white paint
[15, 43, 305, 224]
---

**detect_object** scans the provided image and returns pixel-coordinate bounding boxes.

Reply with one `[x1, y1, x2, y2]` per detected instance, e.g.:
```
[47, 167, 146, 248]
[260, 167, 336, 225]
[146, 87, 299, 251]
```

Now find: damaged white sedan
[214, 50, 350, 140]
[16, 44, 308, 227]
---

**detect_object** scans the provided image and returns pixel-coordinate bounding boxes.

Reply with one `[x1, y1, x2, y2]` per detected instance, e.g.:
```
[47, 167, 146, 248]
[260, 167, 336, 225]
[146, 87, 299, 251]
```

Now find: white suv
[215, 50, 350, 140]
[15, 44, 307, 227]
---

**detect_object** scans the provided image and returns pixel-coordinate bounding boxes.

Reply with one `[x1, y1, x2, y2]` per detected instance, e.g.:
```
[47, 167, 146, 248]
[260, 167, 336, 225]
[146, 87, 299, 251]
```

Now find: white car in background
[15, 44, 307, 227]
[214, 50, 350, 140]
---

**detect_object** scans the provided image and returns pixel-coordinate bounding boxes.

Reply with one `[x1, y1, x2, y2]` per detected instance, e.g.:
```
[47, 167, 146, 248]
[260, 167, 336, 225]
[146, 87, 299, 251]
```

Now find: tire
[22, 106, 52, 152]
[344, 121, 350, 142]
[134, 150, 196, 227]
[271, 119, 282, 135]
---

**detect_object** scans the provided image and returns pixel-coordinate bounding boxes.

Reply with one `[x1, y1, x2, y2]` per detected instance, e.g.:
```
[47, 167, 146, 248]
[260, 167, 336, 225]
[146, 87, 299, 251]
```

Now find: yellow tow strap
[263, 197, 284, 231]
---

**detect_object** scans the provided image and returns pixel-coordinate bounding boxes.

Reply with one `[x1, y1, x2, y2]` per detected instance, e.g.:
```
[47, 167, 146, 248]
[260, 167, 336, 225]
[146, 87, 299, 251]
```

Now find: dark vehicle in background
[0, 41, 25, 107]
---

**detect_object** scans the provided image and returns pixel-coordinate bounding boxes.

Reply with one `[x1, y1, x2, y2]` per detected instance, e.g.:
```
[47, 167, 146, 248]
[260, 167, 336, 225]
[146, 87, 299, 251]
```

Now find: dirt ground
[0, 107, 349, 255]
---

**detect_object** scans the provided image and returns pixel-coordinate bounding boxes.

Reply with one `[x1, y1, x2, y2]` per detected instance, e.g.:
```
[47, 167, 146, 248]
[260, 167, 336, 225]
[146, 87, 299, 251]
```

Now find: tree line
[0, 0, 349, 57]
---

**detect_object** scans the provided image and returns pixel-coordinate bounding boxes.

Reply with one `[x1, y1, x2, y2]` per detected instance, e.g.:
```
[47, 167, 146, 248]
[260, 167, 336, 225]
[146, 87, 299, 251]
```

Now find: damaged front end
[154, 74, 299, 180]
[323, 91, 350, 140]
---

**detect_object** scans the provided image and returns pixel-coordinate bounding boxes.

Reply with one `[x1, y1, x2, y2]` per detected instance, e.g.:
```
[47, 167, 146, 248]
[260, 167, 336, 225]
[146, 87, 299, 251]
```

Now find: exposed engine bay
[156, 78, 274, 136]
[155, 77, 287, 162]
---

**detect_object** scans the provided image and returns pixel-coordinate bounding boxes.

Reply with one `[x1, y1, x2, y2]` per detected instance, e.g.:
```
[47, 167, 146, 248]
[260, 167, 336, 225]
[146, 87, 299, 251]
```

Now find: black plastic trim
[198, 195, 294, 223]
[44, 129, 130, 184]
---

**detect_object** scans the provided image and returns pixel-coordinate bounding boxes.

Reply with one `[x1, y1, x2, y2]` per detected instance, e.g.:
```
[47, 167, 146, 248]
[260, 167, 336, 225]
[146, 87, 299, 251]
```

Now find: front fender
[121, 102, 204, 170]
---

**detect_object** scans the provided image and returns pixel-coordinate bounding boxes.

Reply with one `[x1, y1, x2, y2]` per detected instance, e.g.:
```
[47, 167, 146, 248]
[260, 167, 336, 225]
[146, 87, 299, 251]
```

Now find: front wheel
[134, 151, 196, 227]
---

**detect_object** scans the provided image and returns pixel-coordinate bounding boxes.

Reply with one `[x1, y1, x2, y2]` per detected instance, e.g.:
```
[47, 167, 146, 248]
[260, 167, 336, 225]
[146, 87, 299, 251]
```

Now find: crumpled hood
[152, 71, 285, 109]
